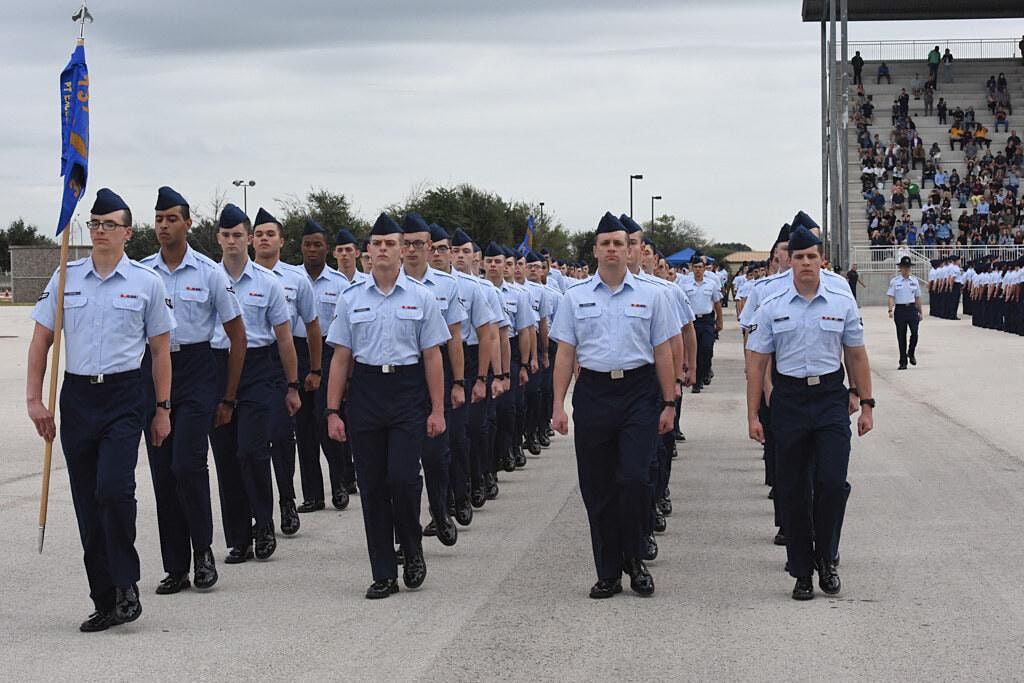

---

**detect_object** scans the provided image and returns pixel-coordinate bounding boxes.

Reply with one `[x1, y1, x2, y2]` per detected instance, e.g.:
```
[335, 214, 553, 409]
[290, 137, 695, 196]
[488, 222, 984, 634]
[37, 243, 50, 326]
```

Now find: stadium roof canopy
[801, 0, 1024, 22]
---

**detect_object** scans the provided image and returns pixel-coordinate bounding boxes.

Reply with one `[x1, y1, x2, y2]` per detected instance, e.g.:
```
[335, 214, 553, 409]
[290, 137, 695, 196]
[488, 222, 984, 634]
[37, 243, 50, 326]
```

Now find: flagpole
[40, 7, 90, 552]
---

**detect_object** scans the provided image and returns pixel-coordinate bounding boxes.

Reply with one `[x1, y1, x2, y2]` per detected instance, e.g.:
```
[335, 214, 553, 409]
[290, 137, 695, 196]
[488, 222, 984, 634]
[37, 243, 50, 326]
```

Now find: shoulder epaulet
[139, 253, 158, 264]
[129, 259, 162, 279]
[822, 278, 855, 300]
[66, 257, 88, 267]
[565, 277, 592, 291]
[192, 250, 220, 269]
[251, 262, 274, 276]
[429, 267, 456, 282]
[760, 288, 788, 307]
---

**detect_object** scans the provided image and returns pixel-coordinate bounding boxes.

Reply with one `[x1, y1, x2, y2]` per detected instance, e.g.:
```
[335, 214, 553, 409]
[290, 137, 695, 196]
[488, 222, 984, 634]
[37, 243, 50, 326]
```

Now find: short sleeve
[326, 294, 352, 350]
[549, 294, 577, 347]
[841, 298, 865, 348]
[418, 292, 453, 350]
[885, 279, 896, 297]
[711, 286, 722, 303]
[745, 307, 775, 354]
[442, 281, 467, 327]
[296, 276, 317, 324]
[144, 275, 176, 338]
[648, 290, 677, 348]
[265, 277, 291, 328]
[738, 285, 761, 329]
[514, 289, 537, 331]
[30, 269, 60, 331]
[208, 267, 242, 323]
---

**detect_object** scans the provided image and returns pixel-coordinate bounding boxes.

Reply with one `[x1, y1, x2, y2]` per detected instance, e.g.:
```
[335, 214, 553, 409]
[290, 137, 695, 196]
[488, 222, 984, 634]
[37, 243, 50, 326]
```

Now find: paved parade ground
[2, 304, 1023, 680]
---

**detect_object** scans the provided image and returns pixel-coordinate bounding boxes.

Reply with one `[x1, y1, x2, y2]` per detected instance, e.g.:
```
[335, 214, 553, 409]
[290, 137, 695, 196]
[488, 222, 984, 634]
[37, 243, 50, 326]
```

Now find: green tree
[641, 214, 711, 256]
[1, 219, 56, 271]
[124, 223, 159, 261]
[277, 189, 370, 265]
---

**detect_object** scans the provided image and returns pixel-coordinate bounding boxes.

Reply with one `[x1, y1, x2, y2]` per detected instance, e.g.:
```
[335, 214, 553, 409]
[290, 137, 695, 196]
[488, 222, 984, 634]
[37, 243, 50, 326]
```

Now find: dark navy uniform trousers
[209, 347, 276, 548]
[893, 303, 920, 366]
[573, 365, 658, 580]
[771, 369, 851, 579]
[694, 314, 716, 384]
[421, 346, 454, 522]
[61, 369, 146, 612]
[451, 343, 479, 505]
[143, 344, 216, 574]
[348, 362, 427, 580]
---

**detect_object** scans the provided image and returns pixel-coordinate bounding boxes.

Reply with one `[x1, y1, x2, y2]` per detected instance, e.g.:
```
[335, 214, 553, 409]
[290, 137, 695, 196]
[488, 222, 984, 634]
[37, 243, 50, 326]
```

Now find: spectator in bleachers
[996, 86, 1012, 115]
[907, 181, 922, 209]
[952, 106, 965, 126]
[987, 75, 997, 91]
[877, 61, 892, 84]
[851, 50, 864, 85]
[949, 124, 964, 150]
[997, 73, 1008, 91]
[910, 74, 923, 100]
[942, 49, 954, 82]
[898, 89, 910, 117]
[929, 141, 942, 163]
[995, 107, 1009, 133]
[927, 46, 941, 82]
[965, 106, 976, 124]
[923, 86, 934, 116]
[964, 138, 979, 161]
[937, 97, 948, 124]
[975, 124, 991, 149]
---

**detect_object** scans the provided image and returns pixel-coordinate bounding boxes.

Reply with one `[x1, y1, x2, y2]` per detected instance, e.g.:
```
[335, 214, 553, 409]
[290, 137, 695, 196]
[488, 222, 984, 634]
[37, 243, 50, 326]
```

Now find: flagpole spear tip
[37, 525, 46, 553]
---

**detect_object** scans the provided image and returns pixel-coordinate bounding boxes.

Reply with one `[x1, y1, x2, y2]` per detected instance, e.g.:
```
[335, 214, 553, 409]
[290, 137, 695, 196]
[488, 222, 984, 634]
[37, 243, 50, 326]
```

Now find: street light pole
[629, 174, 644, 217]
[651, 195, 662, 233]
[539, 202, 545, 223]
[232, 179, 256, 215]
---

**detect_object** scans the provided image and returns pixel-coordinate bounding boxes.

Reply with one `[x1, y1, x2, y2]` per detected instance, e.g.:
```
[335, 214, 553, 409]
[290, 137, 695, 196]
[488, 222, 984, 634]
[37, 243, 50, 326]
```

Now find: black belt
[578, 364, 653, 382]
[64, 369, 142, 385]
[771, 367, 844, 388]
[353, 361, 422, 375]
[696, 313, 715, 321]
[895, 303, 916, 308]
[169, 341, 210, 353]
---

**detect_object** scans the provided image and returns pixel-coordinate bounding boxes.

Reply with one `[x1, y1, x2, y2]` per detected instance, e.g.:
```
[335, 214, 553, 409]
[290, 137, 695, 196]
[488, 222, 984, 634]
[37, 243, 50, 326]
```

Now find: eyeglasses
[406, 240, 428, 250]
[87, 220, 130, 231]
[431, 245, 450, 254]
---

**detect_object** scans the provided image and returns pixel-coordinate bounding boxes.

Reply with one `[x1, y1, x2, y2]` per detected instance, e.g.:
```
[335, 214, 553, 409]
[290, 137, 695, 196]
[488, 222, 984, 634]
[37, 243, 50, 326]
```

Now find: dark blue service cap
[254, 207, 280, 227]
[472, 242, 481, 253]
[526, 250, 542, 263]
[155, 186, 188, 211]
[91, 188, 129, 215]
[484, 241, 504, 257]
[371, 212, 403, 235]
[899, 256, 913, 267]
[428, 223, 448, 242]
[451, 228, 473, 246]
[788, 225, 822, 252]
[401, 212, 430, 234]
[539, 247, 550, 256]
[595, 212, 626, 235]
[690, 254, 704, 264]
[219, 203, 249, 229]
[930, 259, 941, 267]
[791, 211, 820, 232]
[335, 228, 357, 246]
[619, 214, 643, 234]
[359, 239, 370, 251]
[303, 218, 325, 236]
[776, 223, 792, 244]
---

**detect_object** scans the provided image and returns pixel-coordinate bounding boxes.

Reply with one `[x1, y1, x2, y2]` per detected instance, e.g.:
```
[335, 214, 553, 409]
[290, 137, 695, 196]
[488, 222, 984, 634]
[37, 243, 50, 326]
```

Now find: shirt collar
[785, 273, 828, 304]
[370, 271, 410, 297]
[591, 270, 637, 295]
[86, 253, 133, 281]
[152, 245, 200, 274]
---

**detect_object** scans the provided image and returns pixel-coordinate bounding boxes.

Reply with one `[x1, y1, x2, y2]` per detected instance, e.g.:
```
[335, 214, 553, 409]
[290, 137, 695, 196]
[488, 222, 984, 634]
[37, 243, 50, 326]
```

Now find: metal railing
[849, 39, 1021, 62]
[850, 245, 1024, 272]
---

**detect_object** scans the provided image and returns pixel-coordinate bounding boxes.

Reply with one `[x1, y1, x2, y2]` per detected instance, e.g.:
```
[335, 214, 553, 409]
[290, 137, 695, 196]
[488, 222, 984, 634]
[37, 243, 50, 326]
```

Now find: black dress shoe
[114, 585, 142, 623]
[792, 577, 814, 600]
[193, 548, 218, 590]
[502, 450, 517, 473]
[657, 498, 672, 516]
[470, 487, 487, 509]
[908, 354, 917, 365]
[280, 499, 300, 536]
[898, 363, 908, 370]
[773, 531, 788, 546]
[768, 487, 775, 500]
[296, 500, 325, 513]
[343, 481, 358, 495]
[332, 488, 350, 510]
[365, 578, 399, 599]
[673, 430, 684, 442]
[403, 548, 427, 589]
[653, 509, 667, 533]
[485, 477, 499, 500]
[435, 517, 458, 547]
[155, 573, 190, 595]
[395, 546, 405, 565]
[225, 544, 254, 564]
[545, 426, 555, 438]
[691, 384, 702, 394]
[703, 376, 711, 386]
[423, 520, 438, 536]
[816, 558, 841, 595]
[80, 610, 117, 633]
[525, 437, 541, 456]
[622, 559, 655, 596]
[254, 523, 277, 560]
[454, 499, 473, 526]
[537, 431, 551, 448]
[643, 535, 659, 561]
[589, 578, 622, 599]
[514, 447, 528, 468]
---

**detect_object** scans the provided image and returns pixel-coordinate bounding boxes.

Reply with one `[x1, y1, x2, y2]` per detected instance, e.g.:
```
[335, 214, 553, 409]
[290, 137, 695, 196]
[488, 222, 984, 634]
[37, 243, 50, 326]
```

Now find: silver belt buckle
[382, 364, 396, 374]
[807, 376, 820, 386]
[170, 343, 181, 353]
[610, 369, 625, 380]
[90, 374, 104, 385]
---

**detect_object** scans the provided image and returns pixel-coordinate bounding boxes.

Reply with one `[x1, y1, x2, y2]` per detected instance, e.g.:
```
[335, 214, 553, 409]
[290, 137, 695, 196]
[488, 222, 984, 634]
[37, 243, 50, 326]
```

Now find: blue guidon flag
[57, 43, 89, 235]
[517, 214, 535, 255]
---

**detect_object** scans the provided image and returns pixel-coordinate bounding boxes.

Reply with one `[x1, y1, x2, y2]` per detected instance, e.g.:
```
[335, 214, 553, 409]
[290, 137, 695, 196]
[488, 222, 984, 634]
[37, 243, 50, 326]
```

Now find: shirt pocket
[63, 294, 88, 331]
[112, 294, 146, 334]
[573, 301, 602, 341]
[772, 317, 799, 342]
[349, 308, 376, 348]
[178, 287, 209, 323]
[819, 318, 846, 335]
[319, 292, 339, 324]
[394, 306, 423, 344]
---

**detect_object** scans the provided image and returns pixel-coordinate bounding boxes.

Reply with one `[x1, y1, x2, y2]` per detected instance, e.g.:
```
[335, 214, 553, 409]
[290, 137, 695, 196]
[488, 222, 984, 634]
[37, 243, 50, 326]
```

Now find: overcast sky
[4, 2, 1018, 249]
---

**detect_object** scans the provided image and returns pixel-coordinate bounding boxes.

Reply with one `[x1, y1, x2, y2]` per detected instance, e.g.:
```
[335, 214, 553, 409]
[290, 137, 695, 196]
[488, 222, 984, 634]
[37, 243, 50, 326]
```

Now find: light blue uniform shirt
[450, 269, 503, 346]
[338, 269, 370, 287]
[268, 261, 317, 339]
[140, 245, 241, 348]
[327, 272, 451, 365]
[523, 280, 554, 327]
[738, 270, 790, 330]
[550, 271, 677, 372]
[640, 271, 694, 328]
[480, 280, 512, 330]
[212, 260, 291, 349]
[403, 266, 468, 329]
[547, 268, 566, 293]
[32, 254, 176, 375]
[887, 274, 922, 304]
[300, 264, 347, 338]
[746, 277, 864, 377]
[498, 280, 538, 333]
[681, 277, 722, 315]
[544, 282, 564, 320]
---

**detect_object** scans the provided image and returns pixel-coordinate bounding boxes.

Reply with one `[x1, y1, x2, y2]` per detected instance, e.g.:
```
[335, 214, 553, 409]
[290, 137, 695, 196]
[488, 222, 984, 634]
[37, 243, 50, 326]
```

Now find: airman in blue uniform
[518, 251, 555, 457]
[680, 256, 723, 393]
[139, 186, 245, 596]
[746, 226, 874, 601]
[324, 213, 451, 599]
[550, 213, 678, 599]
[209, 204, 302, 565]
[887, 256, 924, 370]
[27, 188, 175, 631]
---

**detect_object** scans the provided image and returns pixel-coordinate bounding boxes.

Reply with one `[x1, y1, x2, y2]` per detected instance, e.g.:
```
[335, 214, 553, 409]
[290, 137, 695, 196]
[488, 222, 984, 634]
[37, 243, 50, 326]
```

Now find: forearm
[446, 323, 464, 380]
[306, 320, 323, 371]
[653, 342, 675, 401]
[423, 347, 445, 414]
[915, 296, 923, 316]
[539, 320, 549, 361]
[224, 319, 247, 400]
[326, 346, 351, 409]
[275, 330, 300, 383]
[668, 334, 683, 378]
[475, 324, 492, 378]
[149, 334, 172, 402]
[887, 295, 895, 311]
[26, 326, 52, 402]
[683, 323, 697, 372]
[552, 342, 576, 408]
[518, 330, 531, 365]
[746, 353, 769, 420]
[845, 346, 873, 399]
[714, 302, 723, 325]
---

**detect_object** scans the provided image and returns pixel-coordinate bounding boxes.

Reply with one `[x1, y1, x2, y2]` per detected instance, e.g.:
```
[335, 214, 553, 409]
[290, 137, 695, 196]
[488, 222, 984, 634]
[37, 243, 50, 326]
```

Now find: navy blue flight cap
[595, 212, 626, 235]
[898, 256, 913, 267]
[402, 212, 431, 234]
[525, 250, 542, 263]
[335, 229, 357, 246]
[359, 239, 370, 251]
[219, 203, 249, 229]
[254, 207, 280, 227]
[428, 223, 448, 242]
[791, 211, 820, 231]
[371, 212, 403, 236]
[303, 218, 326, 236]
[451, 228, 473, 246]
[788, 225, 822, 252]
[619, 214, 643, 234]
[484, 241, 504, 258]
[644, 237, 657, 250]
[155, 186, 188, 211]
[776, 223, 792, 244]
[472, 242, 481, 253]
[91, 188, 129, 216]
[539, 247, 550, 256]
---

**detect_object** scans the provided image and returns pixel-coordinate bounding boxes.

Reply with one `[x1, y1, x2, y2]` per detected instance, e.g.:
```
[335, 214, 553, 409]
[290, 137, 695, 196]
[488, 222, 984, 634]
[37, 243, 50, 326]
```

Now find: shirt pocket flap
[772, 317, 798, 333]
[350, 309, 376, 323]
[574, 302, 601, 319]
[624, 304, 653, 319]
[395, 306, 424, 321]
[112, 295, 145, 311]
[319, 291, 339, 305]
[63, 295, 88, 309]
[179, 288, 209, 303]
[819, 318, 846, 332]
[243, 293, 269, 307]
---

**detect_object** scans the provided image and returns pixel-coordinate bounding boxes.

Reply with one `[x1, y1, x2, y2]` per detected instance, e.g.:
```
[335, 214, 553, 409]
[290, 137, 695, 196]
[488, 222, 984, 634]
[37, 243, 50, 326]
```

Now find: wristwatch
[848, 387, 860, 397]
[476, 375, 488, 384]
[309, 369, 322, 376]
[860, 398, 876, 408]
[287, 381, 302, 391]
[155, 400, 171, 411]
[220, 398, 237, 409]
[452, 379, 466, 388]
[661, 400, 676, 409]
[324, 408, 341, 417]
[497, 373, 510, 380]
